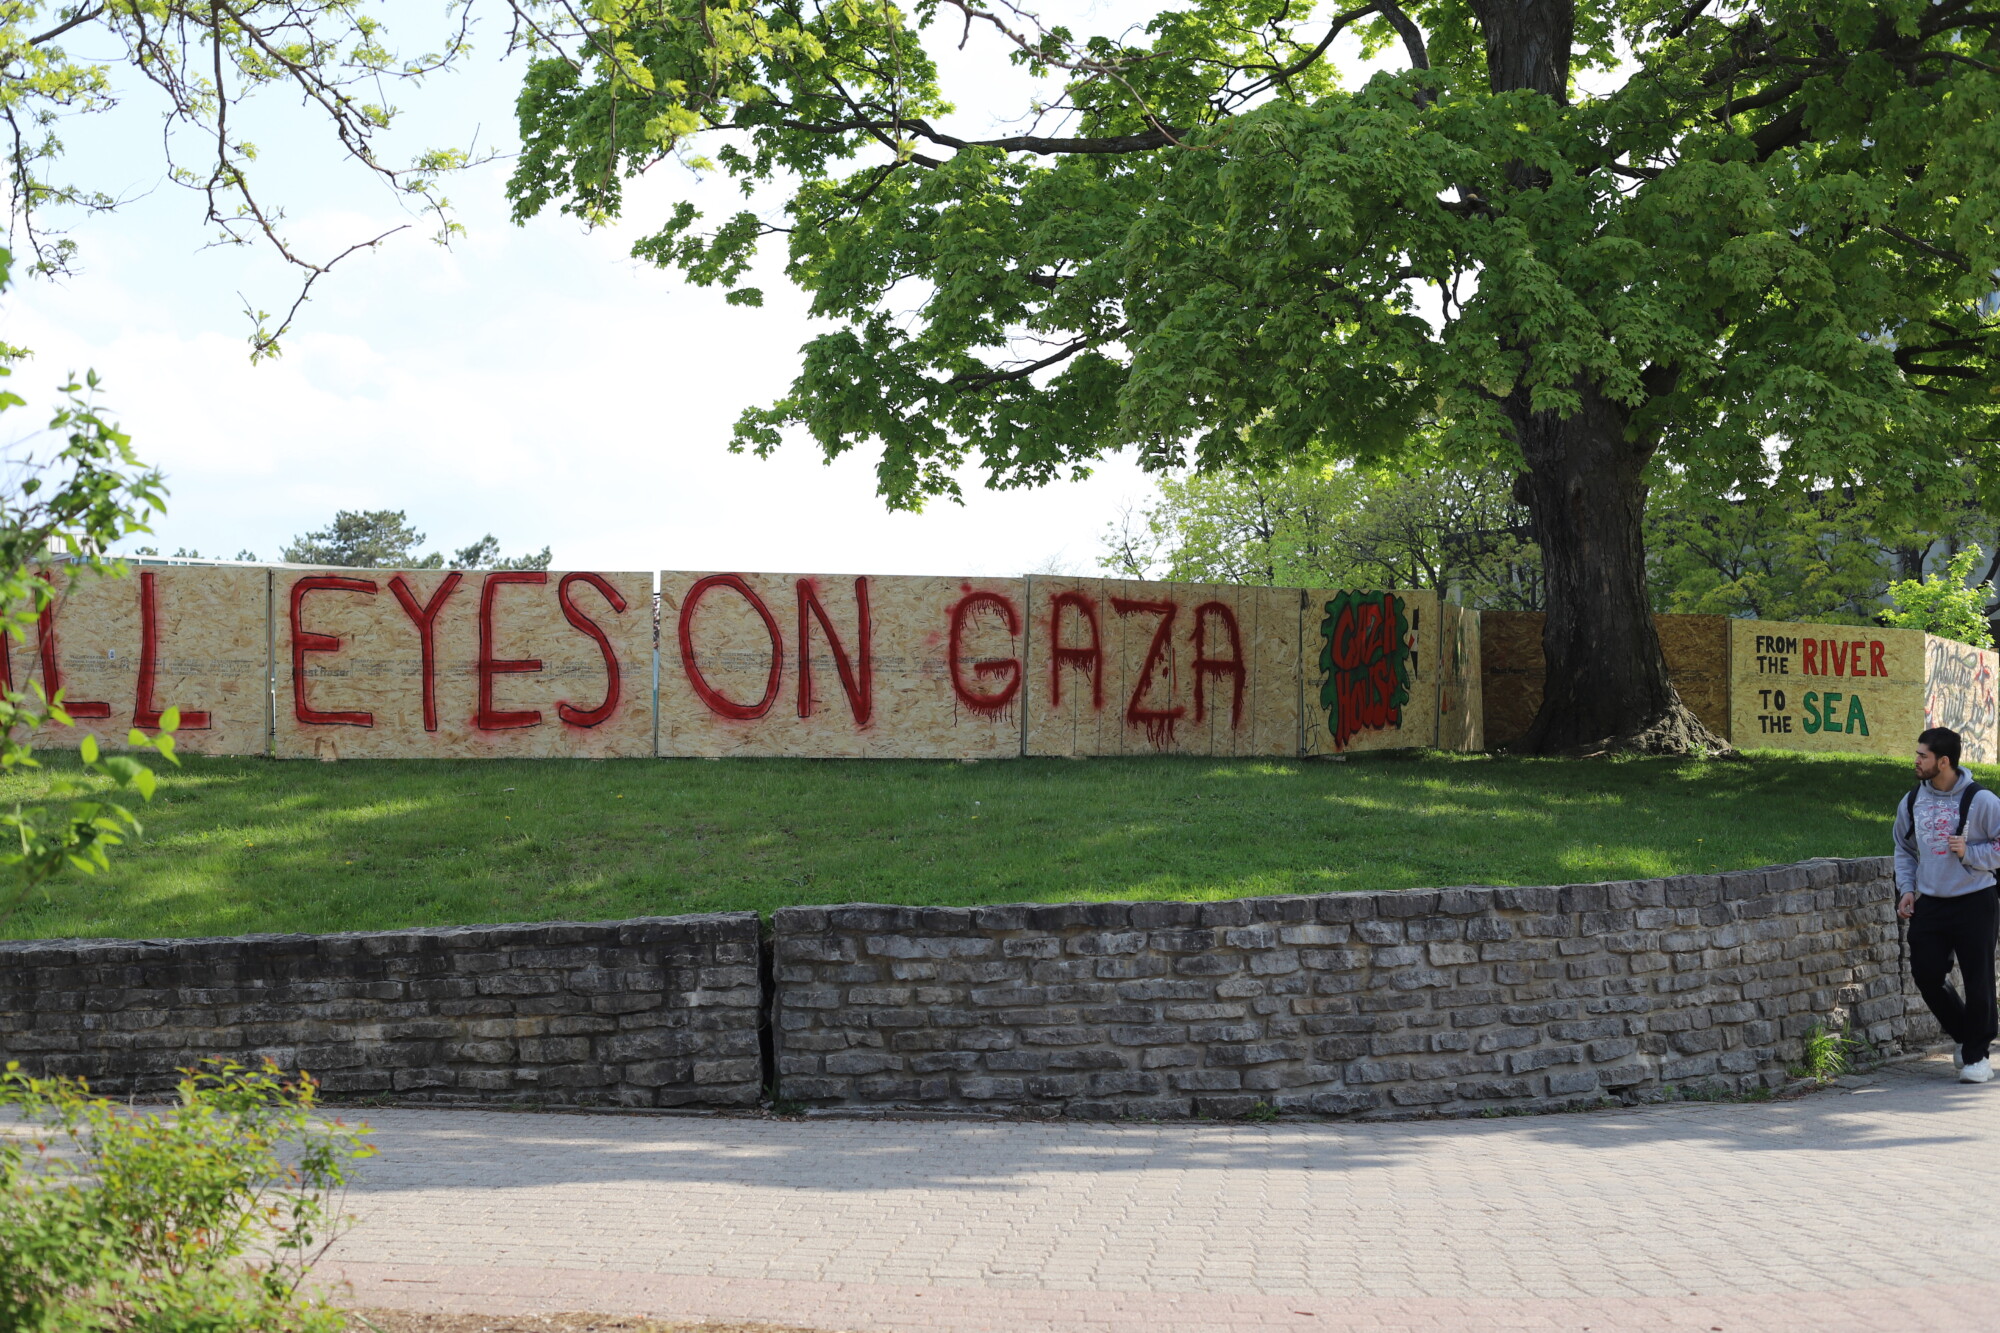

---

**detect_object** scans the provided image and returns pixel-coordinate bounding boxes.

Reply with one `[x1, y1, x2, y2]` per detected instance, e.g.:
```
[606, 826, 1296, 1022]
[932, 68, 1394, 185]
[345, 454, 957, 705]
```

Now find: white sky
[3, 4, 1229, 576]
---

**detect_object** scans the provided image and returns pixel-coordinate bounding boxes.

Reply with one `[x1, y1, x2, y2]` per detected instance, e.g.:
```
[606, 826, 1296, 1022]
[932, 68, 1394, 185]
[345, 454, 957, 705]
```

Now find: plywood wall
[1925, 636, 1999, 766]
[660, 573, 1027, 759]
[1481, 612, 1730, 749]
[1729, 620, 1924, 755]
[1436, 602, 1485, 753]
[1655, 615, 1732, 740]
[1479, 611, 1545, 751]
[42, 564, 1998, 766]
[1023, 578, 1301, 757]
[8, 566, 270, 755]
[1300, 588, 1441, 755]
[273, 569, 654, 760]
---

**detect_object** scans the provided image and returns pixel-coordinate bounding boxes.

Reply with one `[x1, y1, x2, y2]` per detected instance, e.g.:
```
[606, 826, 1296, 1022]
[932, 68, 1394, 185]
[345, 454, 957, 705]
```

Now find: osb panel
[1479, 610, 1545, 751]
[1301, 588, 1441, 755]
[1023, 578, 1301, 757]
[659, 573, 1027, 759]
[1656, 615, 1732, 740]
[1729, 619, 1924, 756]
[1437, 603, 1485, 753]
[8, 566, 270, 756]
[1925, 636, 1999, 766]
[274, 570, 653, 760]
[1483, 612, 1730, 749]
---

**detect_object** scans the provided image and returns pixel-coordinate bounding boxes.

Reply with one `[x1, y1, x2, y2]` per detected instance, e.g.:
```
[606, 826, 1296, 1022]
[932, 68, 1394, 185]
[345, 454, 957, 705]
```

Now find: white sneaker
[1955, 1047, 1967, 1072]
[1960, 1059, 1993, 1084]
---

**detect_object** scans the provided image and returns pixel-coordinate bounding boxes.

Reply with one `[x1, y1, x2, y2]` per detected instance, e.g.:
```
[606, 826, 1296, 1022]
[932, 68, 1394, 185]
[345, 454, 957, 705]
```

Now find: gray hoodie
[1892, 767, 2000, 898]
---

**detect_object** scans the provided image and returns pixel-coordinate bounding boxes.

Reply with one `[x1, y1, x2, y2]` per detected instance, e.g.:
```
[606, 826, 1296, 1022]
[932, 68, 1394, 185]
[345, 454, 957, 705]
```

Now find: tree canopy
[1101, 462, 1541, 607]
[1645, 466, 1993, 625]
[1110, 459, 2000, 639]
[507, 0, 2000, 752]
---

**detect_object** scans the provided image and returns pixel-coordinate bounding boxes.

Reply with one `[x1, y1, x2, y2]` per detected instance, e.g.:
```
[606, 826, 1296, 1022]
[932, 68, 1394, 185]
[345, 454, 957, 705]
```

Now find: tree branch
[777, 115, 1180, 156]
[1229, 3, 1384, 100]
[29, 4, 105, 46]
[949, 325, 1131, 390]
[1666, 0, 1715, 41]
[1880, 224, 1974, 272]
[1375, 1, 1430, 72]
[1750, 104, 1809, 160]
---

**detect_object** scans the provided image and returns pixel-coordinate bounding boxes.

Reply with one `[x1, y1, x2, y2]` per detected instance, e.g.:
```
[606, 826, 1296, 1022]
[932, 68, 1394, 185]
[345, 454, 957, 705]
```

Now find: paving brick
[324, 1054, 1998, 1333]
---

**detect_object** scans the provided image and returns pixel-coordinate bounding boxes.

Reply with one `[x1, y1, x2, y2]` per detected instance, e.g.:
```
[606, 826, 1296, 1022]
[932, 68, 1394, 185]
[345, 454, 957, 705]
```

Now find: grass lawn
[1, 748, 1914, 941]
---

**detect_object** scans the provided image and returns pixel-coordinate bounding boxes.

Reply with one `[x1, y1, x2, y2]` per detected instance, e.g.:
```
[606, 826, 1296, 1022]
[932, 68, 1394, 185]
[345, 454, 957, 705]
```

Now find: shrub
[1881, 545, 1996, 648]
[0, 1058, 373, 1331]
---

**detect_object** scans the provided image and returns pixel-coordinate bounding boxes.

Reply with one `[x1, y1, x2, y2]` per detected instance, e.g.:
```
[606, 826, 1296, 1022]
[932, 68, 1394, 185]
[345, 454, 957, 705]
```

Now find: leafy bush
[0, 242, 178, 924]
[1881, 545, 1996, 648]
[0, 1059, 374, 1331]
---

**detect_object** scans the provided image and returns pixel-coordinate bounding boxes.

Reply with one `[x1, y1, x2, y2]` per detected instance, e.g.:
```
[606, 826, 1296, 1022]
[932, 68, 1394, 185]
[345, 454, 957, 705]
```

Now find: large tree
[506, 0, 2000, 752]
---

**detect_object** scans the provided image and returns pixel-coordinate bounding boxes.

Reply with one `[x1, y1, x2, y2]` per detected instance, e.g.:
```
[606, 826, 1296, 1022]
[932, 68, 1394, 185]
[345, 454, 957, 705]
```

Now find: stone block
[1169, 1069, 1243, 1091]
[957, 1076, 1026, 1100]
[1128, 902, 1201, 929]
[1205, 1041, 1305, 1066]
[1547, 1069, 1599, 1096]
[692, 1057, 761, 1086]
[985, 1051, 1050, 1072]
[1342, 1059, 1410, 1083]
[1507, 1047, 1579, 1074]
[1453, 1078, 1535, 1100]
[1586, 1038, 1638, 1063]
[1474, 1029, 1538, 1054]
[1303, 1089, 1381, 1114]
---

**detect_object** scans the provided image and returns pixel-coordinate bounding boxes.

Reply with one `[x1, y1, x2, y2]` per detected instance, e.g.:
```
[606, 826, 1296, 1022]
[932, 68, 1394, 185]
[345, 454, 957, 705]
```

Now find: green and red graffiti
[1319, 591, 1412, 750]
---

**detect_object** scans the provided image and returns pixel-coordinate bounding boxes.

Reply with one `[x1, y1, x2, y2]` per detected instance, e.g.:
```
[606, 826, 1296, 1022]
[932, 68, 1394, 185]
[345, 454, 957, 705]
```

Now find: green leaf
[78, 734, 98, 764]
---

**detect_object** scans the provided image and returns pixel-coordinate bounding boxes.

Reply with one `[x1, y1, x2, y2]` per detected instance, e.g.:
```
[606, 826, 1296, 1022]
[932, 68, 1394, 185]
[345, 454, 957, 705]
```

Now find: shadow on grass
[3, 749, 1912, 940]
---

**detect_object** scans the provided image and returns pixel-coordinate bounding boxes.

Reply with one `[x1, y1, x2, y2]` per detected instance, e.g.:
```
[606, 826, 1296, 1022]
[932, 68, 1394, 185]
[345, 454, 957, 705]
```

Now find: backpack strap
[1960, 781, 2000, 894]
[1904, 781, 1986, 836]
[1900, 786, 1923, 899]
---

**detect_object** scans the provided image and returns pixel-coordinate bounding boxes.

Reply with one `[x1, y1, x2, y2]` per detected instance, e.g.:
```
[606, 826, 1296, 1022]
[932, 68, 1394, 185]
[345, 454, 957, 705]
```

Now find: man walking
[1894, 726, 2000, 1084]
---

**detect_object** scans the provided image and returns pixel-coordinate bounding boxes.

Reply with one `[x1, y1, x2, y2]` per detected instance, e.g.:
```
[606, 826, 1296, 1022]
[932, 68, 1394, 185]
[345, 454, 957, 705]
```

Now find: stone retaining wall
[0, 860, 1961, 1118]
[773, 857, 1932, 1118]
[0, 913, 763, 1106]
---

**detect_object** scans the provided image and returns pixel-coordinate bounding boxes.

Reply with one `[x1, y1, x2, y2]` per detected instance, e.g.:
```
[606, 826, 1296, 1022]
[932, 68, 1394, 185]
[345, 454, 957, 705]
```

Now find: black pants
[1909, 886, 2000, 1064]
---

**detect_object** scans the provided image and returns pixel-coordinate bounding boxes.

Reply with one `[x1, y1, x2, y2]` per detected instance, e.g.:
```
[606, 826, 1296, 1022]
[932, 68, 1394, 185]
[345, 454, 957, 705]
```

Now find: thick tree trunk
[1467, 2, 1726, 755]
[1475, 0, 1575, 98]
[1509, 384, 1730, 754]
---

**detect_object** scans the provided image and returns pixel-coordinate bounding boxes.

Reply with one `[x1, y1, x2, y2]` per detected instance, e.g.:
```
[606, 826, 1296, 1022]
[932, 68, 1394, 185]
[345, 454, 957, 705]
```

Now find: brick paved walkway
[322, 1053, 1997, 1331]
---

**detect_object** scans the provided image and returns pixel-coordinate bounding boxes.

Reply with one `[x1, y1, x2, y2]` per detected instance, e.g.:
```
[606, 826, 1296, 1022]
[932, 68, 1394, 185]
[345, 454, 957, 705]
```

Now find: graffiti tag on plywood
[1317, 591, 1413, 750]
[1925, 636, 2000, 764]
[1023, 579, 1299, 757]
